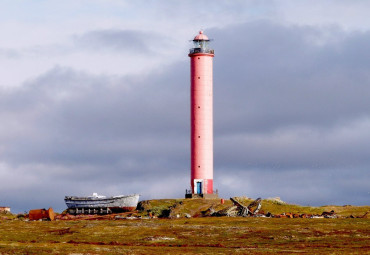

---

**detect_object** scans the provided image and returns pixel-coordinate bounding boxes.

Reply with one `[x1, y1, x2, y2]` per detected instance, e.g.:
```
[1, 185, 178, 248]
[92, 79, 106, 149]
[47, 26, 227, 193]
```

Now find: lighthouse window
[198, 106, 200, 108]
[198, 166, 200, 168]
[198, 77, 200, 79]
[198, 136, 200, 138]
[198, 57, 200, 59]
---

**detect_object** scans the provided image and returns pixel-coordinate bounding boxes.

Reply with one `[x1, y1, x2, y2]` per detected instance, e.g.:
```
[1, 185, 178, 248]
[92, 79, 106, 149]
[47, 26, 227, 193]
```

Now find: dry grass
[0, 198, 370, 254]
[0, 200, 369, 254]
[0, 217, 369, 254]
[139, 198, 370, 218]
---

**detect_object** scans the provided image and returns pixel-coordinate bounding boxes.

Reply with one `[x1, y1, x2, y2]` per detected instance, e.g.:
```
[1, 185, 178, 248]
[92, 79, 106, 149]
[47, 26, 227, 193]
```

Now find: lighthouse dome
[193, 31, 209, 41]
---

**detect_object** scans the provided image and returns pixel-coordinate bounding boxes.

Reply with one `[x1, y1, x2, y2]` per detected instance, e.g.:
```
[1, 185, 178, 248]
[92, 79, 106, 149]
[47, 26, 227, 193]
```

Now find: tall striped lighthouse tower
[186, 31, 217, 199]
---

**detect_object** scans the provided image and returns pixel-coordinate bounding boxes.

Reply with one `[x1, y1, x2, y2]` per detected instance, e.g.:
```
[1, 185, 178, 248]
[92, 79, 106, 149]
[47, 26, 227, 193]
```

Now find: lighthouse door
[196, 182, 202, 194]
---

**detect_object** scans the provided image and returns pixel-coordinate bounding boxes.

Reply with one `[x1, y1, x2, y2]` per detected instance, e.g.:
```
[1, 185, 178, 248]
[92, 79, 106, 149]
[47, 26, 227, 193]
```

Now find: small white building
[0, 207, 11, 213]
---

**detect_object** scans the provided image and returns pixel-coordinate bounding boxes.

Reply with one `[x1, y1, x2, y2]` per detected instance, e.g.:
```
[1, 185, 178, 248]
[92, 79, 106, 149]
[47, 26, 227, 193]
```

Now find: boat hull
[64, 194, 140, 213]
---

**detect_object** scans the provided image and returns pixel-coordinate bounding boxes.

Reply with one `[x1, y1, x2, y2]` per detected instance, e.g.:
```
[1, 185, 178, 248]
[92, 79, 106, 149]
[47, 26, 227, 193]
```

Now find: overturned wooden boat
[65, 193, 140, 215]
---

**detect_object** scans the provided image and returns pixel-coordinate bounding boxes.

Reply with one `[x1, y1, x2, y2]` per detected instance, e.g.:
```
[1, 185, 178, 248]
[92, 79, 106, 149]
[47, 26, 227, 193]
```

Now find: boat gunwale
[65, 194, 140, 201]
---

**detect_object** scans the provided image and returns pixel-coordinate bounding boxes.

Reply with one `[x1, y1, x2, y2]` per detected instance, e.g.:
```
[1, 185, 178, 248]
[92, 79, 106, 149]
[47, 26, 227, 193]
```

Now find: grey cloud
[215, 121, 370, 170]
[0, 44, 73, 60]
[1, 64, 188, 166]
[73, 29, 163, 54]
[0, 29, 162, 61]
[0, 64, 190, 212]
[209, 21, 370, 174]
[211, 22, 370, 133]
[215, 167, 369, 206]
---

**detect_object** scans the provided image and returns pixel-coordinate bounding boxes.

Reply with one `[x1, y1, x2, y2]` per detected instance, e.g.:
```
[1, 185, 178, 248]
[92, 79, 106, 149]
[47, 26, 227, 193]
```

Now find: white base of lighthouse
[185, 179, 219, 199]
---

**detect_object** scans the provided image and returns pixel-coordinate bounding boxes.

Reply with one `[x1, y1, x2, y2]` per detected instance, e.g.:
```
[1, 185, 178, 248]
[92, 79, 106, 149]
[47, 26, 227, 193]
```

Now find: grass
[0, 217, 369, 254]
[138, 198, 370, 218]
[0, 200, 369, 254]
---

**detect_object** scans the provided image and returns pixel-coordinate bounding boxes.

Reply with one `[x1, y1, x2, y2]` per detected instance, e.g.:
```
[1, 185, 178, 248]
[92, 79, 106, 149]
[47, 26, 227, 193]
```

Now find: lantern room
[189, 31, 214, 55]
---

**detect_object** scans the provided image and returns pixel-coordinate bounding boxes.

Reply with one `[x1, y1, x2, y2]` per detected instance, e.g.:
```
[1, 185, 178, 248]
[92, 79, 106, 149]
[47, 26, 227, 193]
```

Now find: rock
[266, 197, 286, 204]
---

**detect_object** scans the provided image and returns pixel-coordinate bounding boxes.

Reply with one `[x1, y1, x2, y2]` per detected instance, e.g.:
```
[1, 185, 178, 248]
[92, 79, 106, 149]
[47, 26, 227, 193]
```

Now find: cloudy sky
[0, 0, 369, 212]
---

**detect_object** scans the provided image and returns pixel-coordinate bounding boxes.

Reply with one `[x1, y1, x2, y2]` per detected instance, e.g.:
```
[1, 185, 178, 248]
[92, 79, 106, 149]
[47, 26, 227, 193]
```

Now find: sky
[0, 0, 369, 213]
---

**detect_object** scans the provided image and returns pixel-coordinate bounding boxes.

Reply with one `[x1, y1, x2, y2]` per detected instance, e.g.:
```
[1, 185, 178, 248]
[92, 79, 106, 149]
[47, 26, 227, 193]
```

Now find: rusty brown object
[274, 214, 287, 218]
[285, 213, 293, 218]
[29, 208, 55, 221]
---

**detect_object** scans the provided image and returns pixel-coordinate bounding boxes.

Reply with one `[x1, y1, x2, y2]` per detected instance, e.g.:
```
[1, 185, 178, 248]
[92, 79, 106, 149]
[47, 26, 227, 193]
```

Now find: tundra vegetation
[0, 198, 369, 254]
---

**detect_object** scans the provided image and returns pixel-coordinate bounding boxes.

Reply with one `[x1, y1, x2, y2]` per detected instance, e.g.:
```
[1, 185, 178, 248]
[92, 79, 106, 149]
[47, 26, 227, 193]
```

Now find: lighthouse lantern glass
[193, 40, 209, 50]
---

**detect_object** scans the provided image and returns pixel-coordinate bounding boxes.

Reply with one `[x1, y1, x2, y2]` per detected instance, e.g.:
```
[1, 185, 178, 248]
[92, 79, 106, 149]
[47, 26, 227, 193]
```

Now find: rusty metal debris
[28, 208, 55, 221]
[263, 210, 339, 219]
[228, 197, 262, 217]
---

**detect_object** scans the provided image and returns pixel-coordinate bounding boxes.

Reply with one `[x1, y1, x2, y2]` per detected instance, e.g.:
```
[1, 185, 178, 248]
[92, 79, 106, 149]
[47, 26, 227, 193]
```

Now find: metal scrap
[228, 197, 262, 217]
[28, 208, 55, 221]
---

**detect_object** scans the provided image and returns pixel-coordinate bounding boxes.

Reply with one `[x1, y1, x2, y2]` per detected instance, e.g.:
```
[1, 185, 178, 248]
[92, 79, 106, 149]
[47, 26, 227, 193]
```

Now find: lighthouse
[186, 31, 217, 199]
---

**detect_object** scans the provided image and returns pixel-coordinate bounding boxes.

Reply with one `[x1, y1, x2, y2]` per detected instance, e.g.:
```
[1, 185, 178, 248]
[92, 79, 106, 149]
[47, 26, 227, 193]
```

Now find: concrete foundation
[185, 193, 219, 199]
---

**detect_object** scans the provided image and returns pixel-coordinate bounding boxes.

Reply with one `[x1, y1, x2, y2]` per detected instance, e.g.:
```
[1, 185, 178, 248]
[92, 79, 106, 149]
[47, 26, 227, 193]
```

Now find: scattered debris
[271, 210, 339, 219]
[322, 210, 337, 218]
[227, 197, 262, 217]
[212, 197, 342, 219]
[16, 199, 368, 221]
